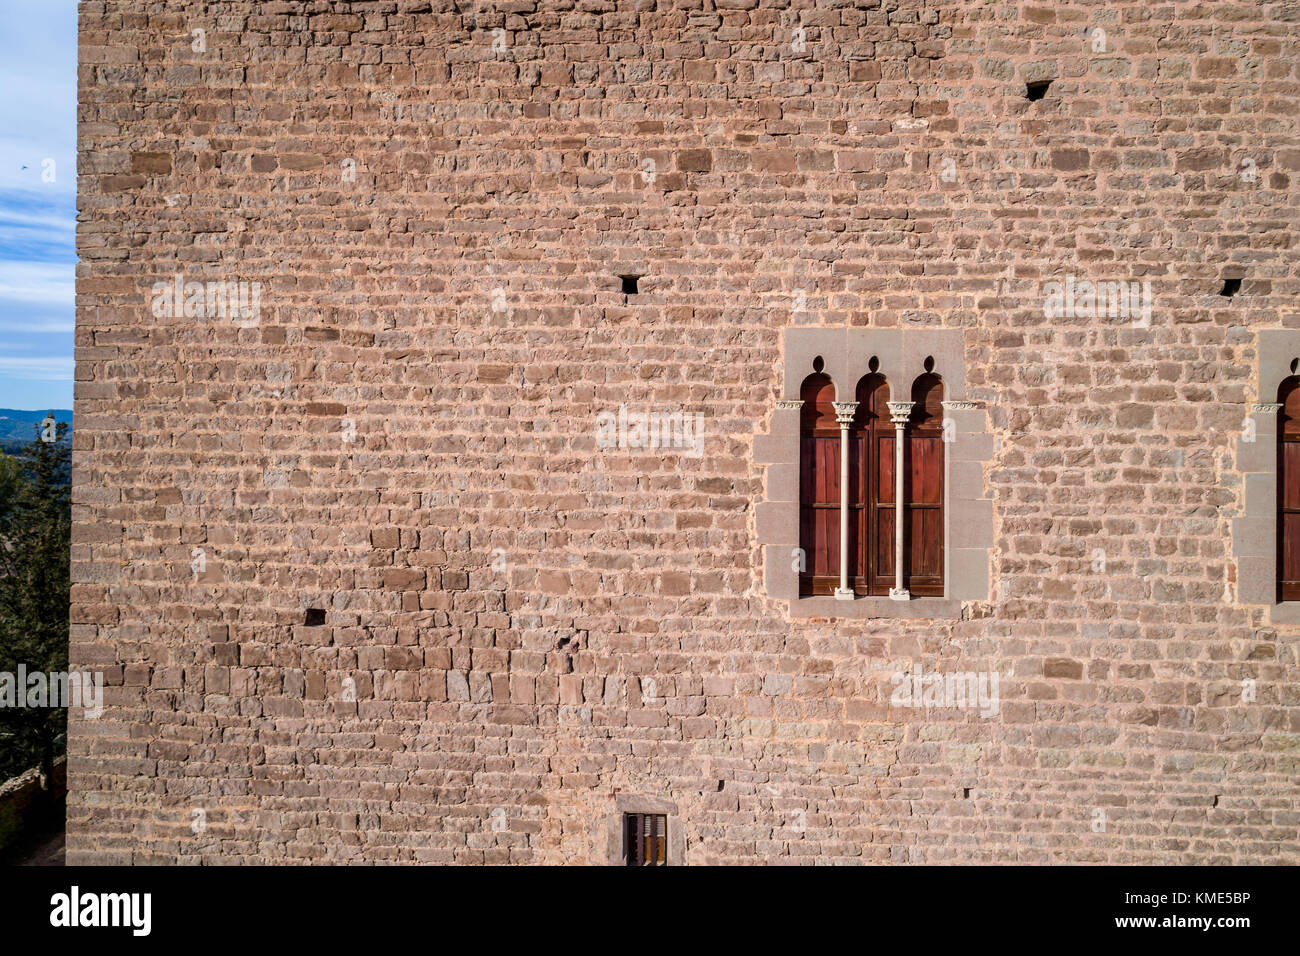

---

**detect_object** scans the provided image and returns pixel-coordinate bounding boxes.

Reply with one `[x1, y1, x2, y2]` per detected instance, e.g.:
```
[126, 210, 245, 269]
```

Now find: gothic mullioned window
[1232, 335, 1300, 620]
[761, 327, 992, 616]
[798, 362, 945, 599]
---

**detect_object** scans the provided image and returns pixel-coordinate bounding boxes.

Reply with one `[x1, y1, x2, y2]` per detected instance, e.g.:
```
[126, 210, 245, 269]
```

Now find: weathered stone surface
[69, 1, 1300, 865]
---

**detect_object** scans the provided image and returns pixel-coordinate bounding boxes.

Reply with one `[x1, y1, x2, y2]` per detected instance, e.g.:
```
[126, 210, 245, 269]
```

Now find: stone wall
[71, 0, 1300, 863]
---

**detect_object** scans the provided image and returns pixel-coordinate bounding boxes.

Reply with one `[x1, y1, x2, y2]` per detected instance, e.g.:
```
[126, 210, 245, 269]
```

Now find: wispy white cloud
[0, 1, 76, 408]
[0, 317, 73, 334]
[0, 145, 76, 200]
[0, 197, 76, 236]
[0, 3, 76, 153]
[0, 260, 74, 308]
[0, 356, 73, 380]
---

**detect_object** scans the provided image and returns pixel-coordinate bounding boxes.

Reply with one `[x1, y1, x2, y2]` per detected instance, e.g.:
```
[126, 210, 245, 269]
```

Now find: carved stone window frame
[1234, 329, 1300, 625]
[606, 794, 685, 866]
[755, 327, 993, 619]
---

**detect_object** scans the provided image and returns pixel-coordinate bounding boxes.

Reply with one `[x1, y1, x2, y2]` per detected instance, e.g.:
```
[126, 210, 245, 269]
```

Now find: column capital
[886, 401, 915, 425]
[832, 401, 858, 426]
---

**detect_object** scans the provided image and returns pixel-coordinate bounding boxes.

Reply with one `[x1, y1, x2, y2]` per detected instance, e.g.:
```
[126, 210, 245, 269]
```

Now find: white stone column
[886, 401, 915, 601]
[832, 402, 858, 600]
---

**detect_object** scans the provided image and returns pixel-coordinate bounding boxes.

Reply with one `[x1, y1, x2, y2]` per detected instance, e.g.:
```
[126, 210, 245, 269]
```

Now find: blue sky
[0, 1, 76, 410]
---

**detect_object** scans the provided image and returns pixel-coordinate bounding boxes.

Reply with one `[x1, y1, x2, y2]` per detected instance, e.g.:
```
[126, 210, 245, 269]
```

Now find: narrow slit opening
[1025, 80, 1052, 101]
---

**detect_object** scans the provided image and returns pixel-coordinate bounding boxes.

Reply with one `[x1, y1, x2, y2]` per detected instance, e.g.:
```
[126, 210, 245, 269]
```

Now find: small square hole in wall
[1025, 80, 1052, 101]
[1220, 277, 1242, 297]
[620, 275, 640, 295]
[304, 608, 325, 626]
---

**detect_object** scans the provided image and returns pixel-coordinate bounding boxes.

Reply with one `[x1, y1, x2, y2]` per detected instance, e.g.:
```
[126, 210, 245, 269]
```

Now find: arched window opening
[906, 373, 945, 597]
[798, 373, 839, 596]
[1278, 377, 1300, 601]
[798, 368, 947, 600]
[852, 374, 892, 595]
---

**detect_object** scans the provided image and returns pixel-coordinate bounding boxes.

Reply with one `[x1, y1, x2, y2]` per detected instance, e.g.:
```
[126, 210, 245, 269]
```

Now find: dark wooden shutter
[906, 374, 945, 596]
[624, 813, 667, 866]
[799, 374, 840, 596]
[650, 814, 665, 864]
[1280, 378, 1300, 601]
[852, 374, 892, 595]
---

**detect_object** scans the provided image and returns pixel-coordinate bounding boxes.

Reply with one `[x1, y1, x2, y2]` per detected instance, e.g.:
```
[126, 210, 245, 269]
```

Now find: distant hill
[0, 409, 72, 456]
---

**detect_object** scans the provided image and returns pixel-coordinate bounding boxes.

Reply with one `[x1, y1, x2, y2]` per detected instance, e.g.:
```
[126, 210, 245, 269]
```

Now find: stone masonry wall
[71, 0, 1300, 863]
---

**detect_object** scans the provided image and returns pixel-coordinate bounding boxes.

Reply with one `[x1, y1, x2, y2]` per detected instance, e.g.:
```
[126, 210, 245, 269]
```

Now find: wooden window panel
[624, 813, 642, 866]
[870, 431, 896, 592]
[906, 374, 945, 597]
[875, 499, 895, 583]
[799, 374, 841, 596]
[1284, 514, 1300, 599]
[624, 813, 667, 866]
[1285, 441, 1300, 510]
[848, 430, 863, 591]
[1279, 378, 1300, 601]
[853, 375, 893, 595]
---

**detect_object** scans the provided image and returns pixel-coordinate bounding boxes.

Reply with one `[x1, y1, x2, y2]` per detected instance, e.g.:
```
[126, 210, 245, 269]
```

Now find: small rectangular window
[623, 812, 667, 866]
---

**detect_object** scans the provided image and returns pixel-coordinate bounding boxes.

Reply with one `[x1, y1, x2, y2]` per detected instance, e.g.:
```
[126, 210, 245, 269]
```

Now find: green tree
[0, 454, 18, 528]
[0, 419, 71, 787]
